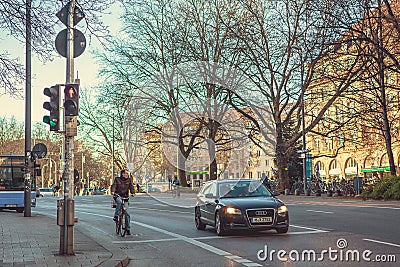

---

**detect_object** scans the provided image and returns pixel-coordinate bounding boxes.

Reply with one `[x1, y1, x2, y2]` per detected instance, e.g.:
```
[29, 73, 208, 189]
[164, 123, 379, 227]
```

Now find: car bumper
[222, 211, 289, 230]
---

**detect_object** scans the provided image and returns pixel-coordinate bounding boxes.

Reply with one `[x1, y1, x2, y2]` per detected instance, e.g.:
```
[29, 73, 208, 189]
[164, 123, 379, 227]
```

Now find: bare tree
[222, 0, 371, 189]
[0, 0, 112, 97]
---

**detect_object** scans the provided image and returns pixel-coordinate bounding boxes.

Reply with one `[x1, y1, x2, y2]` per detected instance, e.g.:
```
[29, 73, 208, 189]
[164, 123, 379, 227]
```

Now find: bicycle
[113, 193, 130, 237]
[171, 184, 178, 198]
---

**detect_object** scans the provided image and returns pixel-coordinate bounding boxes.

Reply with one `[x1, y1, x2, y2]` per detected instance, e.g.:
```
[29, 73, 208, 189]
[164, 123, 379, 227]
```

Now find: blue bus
[0, 155, 36, 213]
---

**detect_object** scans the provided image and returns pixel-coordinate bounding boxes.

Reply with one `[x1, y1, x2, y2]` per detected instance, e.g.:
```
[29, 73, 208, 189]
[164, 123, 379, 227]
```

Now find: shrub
[361, 176, 400, 200]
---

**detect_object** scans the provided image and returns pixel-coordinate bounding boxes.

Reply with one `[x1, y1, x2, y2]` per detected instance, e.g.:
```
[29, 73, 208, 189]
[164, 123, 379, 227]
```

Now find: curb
[98, 255, 129, 267]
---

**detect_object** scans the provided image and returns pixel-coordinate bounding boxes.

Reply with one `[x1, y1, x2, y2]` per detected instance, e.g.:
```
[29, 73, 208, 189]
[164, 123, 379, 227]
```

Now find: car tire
[16, 208, 24, 213]
[215, 212, 227, 236]
[195, 208, 206, 230]
[276, 226, 289, 234]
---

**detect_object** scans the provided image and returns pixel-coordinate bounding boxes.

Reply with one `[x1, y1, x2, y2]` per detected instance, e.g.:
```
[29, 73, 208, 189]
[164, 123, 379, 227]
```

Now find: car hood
[219, 197, 283, 209]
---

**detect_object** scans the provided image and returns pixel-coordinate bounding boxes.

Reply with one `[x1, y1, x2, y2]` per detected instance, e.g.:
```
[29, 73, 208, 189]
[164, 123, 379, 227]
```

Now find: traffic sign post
[55, 0, 85, 256]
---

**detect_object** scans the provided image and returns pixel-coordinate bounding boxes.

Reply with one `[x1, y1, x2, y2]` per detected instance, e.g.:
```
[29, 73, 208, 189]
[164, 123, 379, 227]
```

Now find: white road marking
[287, 230, 328, 235]
[363, 238, 400, 248]
[75, 211, 260, 266]
[289, 224, 328, 232]
[243, 263, 263, 267]
[306, 210, 334, 214]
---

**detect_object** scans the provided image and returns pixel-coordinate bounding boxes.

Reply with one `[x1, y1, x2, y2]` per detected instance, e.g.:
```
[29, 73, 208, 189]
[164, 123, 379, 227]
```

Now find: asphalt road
[35, 194, 400, 267]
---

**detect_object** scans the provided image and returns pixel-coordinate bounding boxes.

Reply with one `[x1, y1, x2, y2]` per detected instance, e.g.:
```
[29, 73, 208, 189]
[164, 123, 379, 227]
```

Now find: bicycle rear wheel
[120, 212, 127, 237]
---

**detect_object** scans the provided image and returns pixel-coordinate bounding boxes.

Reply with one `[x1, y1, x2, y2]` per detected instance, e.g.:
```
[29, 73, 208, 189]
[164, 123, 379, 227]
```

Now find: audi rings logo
[255, 210, 268, 216]
[124, 61, 276, 207]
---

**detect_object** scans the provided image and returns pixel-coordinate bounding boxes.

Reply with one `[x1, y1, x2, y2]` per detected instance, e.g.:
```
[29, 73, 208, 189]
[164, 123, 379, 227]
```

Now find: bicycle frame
[114, 194, 129, 237]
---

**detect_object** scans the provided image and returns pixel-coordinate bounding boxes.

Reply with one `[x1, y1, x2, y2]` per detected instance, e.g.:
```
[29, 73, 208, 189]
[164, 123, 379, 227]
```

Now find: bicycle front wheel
[116, 217, 121, 235]
[172, 189, 176, 198]
[120, 212, 127, 237]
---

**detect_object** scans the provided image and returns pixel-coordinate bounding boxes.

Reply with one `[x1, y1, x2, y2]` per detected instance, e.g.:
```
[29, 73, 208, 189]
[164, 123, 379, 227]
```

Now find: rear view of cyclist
[111, 169, 136, 235]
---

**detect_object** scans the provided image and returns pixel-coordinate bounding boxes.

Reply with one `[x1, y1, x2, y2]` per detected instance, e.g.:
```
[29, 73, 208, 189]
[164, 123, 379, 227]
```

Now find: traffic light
[43, 85, 60, 131]
[64, 83, 79, 116]
[74, 169, 80, 184]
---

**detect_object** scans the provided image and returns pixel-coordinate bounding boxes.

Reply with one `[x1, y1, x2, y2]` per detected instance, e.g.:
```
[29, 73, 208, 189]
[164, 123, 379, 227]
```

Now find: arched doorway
[344, 157, 358, 179]
[328, 159, 341, 180]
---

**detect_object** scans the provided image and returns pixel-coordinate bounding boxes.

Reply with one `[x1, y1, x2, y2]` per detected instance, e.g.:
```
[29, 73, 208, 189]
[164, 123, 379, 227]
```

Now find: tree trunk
[275, 150, 290, 191]
[178, 140, 188, 187]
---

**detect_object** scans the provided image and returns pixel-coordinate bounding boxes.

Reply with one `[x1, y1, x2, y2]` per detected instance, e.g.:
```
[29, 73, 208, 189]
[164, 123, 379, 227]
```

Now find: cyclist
[111, 169, 136, 235]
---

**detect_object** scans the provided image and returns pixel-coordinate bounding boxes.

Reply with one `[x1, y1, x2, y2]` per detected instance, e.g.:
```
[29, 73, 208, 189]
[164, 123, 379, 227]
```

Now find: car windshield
[219, 180, 272, 198]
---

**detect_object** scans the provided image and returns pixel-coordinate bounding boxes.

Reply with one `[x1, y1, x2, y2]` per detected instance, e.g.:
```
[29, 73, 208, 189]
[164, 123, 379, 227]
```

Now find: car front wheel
[195, 208, 206, 230]
[276, 225, 289, 234]
[215, 212, 227, 236]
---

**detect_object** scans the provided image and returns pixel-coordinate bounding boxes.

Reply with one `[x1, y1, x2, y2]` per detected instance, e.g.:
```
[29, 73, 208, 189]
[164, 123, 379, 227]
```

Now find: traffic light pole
[24, 0, 32, 217]
[60, 0, 76, 255]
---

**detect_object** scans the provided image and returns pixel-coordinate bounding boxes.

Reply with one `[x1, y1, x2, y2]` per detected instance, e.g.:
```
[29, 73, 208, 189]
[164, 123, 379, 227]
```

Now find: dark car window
[219, 180, 272, 198]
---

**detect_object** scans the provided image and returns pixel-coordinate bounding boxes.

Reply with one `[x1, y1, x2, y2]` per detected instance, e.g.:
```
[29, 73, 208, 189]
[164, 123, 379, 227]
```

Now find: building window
[249, 172, 253, 178]
[258, 172, 261, 178]
[348, 158, 357, 168]
[265, 159, 270, 167]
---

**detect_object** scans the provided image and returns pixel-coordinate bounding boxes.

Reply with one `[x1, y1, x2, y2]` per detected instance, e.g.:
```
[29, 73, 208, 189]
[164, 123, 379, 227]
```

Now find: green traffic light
[43, 116, 50, 124]
[43, 115, 57, 127]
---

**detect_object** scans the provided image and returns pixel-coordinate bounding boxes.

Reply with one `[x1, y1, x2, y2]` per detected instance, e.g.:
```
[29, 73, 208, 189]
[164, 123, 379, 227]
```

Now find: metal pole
[81, 154, 84, 196]
[60, 0, 75, 255]
[302, 92, 307, 194]
[24, 0, 32, 217]
[112, 113, 115, 185]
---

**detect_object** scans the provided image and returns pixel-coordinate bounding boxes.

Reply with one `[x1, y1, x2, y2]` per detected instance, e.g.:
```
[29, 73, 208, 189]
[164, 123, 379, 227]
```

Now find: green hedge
[361, 176, 400, 200]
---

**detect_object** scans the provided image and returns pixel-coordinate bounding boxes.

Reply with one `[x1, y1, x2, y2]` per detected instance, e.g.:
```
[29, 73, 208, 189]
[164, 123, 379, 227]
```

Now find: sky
[0, 4, 122, 123]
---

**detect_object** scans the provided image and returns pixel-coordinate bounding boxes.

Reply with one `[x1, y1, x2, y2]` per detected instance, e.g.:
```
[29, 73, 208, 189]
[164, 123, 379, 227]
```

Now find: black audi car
[195, 179, 289, 235]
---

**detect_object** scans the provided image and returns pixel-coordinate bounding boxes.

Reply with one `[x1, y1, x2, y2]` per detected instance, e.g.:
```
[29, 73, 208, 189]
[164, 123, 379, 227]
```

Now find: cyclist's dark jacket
[111, 176, 135, 198]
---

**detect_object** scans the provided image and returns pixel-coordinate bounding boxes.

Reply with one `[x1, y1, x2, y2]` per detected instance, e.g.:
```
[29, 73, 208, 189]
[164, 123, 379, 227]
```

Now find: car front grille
[246, 208, 275, 226]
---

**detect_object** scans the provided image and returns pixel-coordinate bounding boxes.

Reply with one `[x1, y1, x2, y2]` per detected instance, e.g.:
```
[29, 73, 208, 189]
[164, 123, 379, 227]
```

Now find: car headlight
[278, 205, 288, 215]
[226, 207, 242, 215]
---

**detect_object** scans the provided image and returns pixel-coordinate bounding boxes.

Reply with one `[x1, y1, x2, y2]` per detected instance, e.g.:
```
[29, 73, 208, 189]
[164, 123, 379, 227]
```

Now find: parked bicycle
[113, 193, 130, 237]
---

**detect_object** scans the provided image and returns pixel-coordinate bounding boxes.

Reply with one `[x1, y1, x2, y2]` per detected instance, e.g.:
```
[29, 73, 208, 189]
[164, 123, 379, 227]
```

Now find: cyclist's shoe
[126, 230, 131, 235]
[113, 216, 118, 222]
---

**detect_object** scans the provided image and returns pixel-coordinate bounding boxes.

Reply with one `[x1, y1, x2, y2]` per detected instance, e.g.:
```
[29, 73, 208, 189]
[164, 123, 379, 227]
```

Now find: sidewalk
[0, 210, 129, 267]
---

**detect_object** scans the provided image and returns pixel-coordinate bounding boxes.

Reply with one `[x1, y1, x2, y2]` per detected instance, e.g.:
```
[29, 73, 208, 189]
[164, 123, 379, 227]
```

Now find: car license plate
[5, 204, 17, 207]
[252, 217, 272, 223]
